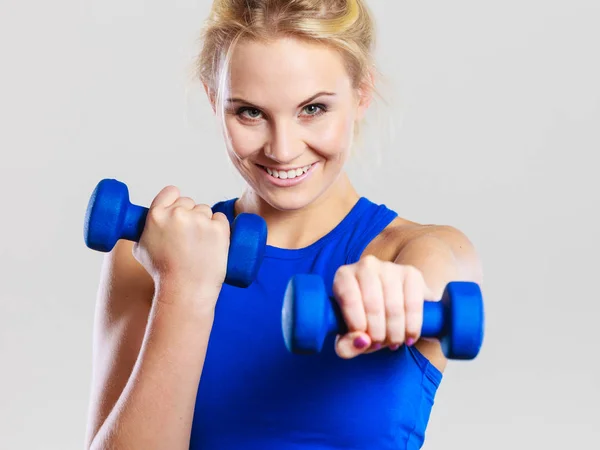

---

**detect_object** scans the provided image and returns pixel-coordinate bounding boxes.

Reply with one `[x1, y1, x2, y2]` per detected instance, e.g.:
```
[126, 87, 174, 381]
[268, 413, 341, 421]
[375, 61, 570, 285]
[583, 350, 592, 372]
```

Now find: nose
[263, 120, 304, 165]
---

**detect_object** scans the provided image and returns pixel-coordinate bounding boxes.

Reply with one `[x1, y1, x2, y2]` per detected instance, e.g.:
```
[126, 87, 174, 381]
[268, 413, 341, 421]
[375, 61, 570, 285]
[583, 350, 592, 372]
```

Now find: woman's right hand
[132, 185, 231, 309]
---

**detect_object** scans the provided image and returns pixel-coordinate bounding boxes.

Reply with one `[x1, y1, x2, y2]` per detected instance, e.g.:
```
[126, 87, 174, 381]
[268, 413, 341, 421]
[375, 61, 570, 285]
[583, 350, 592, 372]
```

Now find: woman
[84, 0, 483, 449]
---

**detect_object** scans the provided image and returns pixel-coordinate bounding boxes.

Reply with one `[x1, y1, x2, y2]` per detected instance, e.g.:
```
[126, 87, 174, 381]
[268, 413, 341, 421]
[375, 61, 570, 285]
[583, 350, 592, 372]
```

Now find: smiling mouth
[257, 163, 315, 180]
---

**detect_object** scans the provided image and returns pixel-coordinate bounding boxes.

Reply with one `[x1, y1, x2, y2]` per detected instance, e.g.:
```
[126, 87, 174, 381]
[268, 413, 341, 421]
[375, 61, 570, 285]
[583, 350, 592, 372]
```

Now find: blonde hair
[194, 0, 393, 164]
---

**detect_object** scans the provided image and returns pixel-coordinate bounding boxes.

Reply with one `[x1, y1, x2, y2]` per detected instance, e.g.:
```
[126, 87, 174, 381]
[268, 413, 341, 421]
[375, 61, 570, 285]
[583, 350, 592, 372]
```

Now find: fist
[132, 185, 231, 298]
[332, 255, 433, 359]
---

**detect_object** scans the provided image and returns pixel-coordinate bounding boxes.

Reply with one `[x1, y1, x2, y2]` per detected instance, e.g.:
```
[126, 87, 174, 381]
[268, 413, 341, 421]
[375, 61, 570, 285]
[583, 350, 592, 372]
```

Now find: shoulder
[364, 215, 479, 265]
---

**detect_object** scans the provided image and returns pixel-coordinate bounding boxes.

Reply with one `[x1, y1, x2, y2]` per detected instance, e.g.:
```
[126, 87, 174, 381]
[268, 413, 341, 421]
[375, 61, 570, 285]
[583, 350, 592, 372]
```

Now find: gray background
[1, 0, 599, 448]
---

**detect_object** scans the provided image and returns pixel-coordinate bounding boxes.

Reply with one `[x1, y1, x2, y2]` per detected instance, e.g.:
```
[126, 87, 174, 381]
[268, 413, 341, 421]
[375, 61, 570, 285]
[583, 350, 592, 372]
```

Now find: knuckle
[386, 260, 402, 274]
[213, 214, 231, 230]
[386, 297, 405, 316]
[380, 263, 400, 284]
[194, 210, 211, 223]
[405, 294, 423, 311]
[211, 224, 228, 240]
[366, 311, 385, 331]
[194, 202, 211, 211]
[333, 291, 360, 314]
[404, 264, 423, 281]
[212, 211, 226, 220]
[333, 269, 355, 296]
[404, 314, 422, 337]
[336, 288, 360, 309]
[404, 281, 425, 308]
[386, 315, 406, 343]
[359, 254, 379, 269]
[194, 205, 213, 219]
[335, 265, 354, 280]
[171, 206, 188, 221]
[215, 219, 230, 235]
[366, 298, 385, 318]
[363, 293, 384, 315]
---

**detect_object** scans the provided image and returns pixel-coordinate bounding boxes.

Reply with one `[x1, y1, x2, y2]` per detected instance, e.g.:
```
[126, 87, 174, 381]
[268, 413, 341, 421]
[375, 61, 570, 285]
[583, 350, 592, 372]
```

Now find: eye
[234, 103, 328, 122]
[238, 107, 263, 120]
[302, 103, 327, 116]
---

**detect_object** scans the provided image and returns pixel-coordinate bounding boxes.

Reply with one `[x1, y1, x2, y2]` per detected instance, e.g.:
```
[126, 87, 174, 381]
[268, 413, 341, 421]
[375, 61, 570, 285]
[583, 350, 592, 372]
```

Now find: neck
[235, 172, 360, 249]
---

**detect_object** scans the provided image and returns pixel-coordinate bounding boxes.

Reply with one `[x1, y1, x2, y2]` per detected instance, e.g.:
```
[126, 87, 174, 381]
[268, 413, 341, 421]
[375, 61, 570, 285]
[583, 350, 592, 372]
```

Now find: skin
[84, 35, 483, 450]
[206, 37, 483, 363]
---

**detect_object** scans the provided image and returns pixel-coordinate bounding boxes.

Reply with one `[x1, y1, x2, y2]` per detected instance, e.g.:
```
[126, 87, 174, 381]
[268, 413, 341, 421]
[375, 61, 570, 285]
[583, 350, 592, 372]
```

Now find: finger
[170, 196, 196, 210]
[192, 203, 214, 218]
[356, 256, 386, 345]
[212, 212, 231, 241]
[335, 331, 371, 359]
[332, 265, 366, 333]
[403, 266, 425, 346]
[211, 211, 231, 227]
[150, 185, 180, 209]
[380, 262, 406, 348]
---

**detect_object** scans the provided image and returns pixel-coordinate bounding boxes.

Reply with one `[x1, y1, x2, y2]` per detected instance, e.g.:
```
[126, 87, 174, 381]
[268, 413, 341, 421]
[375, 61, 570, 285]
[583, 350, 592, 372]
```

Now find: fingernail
[372, 343, 382, 350]
[390, 345, 400, 351]
[353, 336, 369, 349]
[406, 338, 416, 347]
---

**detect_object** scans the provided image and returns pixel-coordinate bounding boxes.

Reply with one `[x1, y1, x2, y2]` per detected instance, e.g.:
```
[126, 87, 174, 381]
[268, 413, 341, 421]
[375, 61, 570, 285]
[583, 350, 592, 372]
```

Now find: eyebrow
[226, 91, 336, 108]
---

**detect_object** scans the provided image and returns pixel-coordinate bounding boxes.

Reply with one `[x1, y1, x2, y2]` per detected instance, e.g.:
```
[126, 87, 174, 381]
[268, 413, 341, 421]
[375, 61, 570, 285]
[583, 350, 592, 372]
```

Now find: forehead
[227, 37, 352, 102]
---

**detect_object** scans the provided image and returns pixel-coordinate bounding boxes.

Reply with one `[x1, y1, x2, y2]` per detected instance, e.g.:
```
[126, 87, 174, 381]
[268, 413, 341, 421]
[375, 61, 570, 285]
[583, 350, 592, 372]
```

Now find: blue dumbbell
[282, 274, 484, 360]
[84, 178, 267, 288]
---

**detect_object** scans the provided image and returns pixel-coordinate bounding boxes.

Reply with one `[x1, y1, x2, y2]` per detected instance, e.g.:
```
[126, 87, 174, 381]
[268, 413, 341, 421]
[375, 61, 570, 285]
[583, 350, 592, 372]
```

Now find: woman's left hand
[332, 255, 435, 359]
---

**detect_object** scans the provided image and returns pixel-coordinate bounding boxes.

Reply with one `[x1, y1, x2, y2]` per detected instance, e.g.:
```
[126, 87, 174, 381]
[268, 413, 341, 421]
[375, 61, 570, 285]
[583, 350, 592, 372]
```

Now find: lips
[256, 162, 317, 187]
[258, 163, 314, 180]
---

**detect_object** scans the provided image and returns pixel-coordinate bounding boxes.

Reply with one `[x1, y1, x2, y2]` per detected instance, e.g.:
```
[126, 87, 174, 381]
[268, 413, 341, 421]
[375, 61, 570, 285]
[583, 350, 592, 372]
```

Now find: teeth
[264, 164, 311, 179]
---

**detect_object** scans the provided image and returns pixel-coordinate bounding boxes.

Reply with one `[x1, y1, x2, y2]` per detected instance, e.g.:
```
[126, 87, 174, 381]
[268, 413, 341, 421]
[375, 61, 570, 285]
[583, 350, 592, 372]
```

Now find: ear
[202, 82, 217, 114]
[356, 69, 374, 121]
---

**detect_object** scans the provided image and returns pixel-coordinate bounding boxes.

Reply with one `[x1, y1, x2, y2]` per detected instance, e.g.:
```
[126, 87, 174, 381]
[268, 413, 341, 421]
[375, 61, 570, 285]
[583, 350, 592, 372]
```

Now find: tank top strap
[344, 198, 398, 264]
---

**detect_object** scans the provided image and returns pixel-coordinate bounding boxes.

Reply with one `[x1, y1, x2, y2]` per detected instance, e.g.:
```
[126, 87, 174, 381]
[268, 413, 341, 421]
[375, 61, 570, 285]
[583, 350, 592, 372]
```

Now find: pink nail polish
[406, 338, 415, 347]
[354, 336, 369, 349]
[390, 345, 400, 351]
[372, 343, 382, 350]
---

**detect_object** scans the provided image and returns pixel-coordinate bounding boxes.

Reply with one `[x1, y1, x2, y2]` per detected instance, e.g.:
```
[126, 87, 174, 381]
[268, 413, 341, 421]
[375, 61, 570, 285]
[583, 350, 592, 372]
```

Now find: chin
[247, 184, 312, 210]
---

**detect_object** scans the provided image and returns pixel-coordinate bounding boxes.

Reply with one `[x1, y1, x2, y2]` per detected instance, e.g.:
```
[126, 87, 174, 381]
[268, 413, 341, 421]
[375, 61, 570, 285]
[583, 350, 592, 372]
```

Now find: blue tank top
[189, 197, 442, 449]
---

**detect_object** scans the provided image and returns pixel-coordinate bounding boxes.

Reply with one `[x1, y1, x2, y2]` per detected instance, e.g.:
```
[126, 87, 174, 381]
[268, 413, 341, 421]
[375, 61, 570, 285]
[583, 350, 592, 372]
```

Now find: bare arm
[85, 240, 216, 450]
[393, 225, 483, 371]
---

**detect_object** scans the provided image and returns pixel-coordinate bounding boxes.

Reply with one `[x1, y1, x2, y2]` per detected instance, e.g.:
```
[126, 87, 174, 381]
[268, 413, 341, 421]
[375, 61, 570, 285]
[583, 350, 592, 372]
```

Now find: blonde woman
[85, 1, 483, 449]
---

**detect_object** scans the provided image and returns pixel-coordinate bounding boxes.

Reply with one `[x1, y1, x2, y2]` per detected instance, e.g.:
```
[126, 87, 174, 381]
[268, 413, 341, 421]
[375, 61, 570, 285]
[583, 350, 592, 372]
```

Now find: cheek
[224, 118, 265, 158]
[308, 114, 355, 157]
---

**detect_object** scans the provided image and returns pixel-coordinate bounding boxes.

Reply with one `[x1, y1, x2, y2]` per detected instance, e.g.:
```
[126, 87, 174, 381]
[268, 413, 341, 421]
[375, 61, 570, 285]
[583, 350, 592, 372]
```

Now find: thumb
[335, 331, 371, 359]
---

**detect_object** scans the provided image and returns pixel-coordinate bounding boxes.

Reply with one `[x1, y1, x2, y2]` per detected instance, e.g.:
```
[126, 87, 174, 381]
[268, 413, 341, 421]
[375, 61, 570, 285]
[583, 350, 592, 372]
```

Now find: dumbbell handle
[120, 204, 148, 243]
[327, 299, 446, 339]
